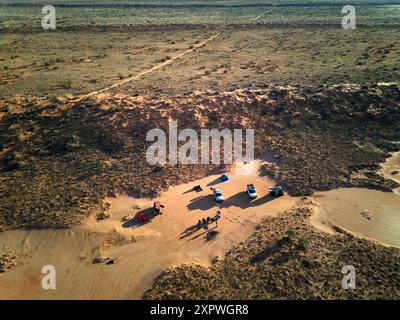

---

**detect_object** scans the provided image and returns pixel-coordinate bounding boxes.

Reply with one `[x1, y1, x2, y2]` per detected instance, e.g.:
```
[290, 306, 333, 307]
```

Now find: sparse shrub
[298, 238, 309, 251]
[285, 229, 295, 241]
[60, 79, 73, 89]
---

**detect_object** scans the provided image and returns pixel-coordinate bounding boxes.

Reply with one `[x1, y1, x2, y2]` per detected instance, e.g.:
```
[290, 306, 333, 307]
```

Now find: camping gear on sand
[153, 201, 165, 215]
[220, 175, 230, 183]
[193, 185, 203, 192]
[138, 212, 148, 223]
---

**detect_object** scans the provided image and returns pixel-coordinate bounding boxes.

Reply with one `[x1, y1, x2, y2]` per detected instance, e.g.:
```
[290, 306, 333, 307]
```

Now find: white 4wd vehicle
[246, 184, 257, 199]
[213, 187, 224, 203]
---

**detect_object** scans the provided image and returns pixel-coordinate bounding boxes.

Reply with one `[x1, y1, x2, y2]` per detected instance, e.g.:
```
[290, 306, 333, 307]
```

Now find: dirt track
[72, 8, 279, 104]
[73, 26, 225, 104]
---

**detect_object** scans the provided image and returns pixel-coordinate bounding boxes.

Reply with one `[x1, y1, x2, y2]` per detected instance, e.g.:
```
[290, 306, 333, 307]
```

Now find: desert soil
[1, 155, 399, 299]
[144, 198, 400, 300]
[311, 188, 400, 247]
[0, 159, 298, 299]
[310, 151, 400, 247]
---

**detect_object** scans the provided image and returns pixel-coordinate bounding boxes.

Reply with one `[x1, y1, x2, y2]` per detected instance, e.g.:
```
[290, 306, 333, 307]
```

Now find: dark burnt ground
[0, 84, 399, 231]
[143, 198, 400, 299]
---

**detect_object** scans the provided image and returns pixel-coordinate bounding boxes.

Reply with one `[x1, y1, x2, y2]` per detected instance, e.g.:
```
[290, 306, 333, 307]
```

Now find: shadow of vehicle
[221, 192, 274, 210]
[189, 195, 203, 203]
[187, 194, 216, 211]
[122, 208, 154, 229]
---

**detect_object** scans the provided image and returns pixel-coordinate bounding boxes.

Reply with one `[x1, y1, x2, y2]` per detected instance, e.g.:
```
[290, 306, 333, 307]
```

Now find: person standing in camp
[215, 210, 221, 227]
[202, 218, 208, 230]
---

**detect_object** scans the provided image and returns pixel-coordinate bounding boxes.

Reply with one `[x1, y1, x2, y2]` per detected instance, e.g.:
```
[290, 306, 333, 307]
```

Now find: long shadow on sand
[221, 192, 275, 210]
[180, 223, 201, 239]
[183, 188, 195, 195]
[207, 177, 223, 187]
[187, 192, 277, 212]
[187, 194, 216, 211]
[122, 208, 154, 229]
[188, 225, 218, 241]
[189, 195, 203, 203]
[180, 222, 219, 241]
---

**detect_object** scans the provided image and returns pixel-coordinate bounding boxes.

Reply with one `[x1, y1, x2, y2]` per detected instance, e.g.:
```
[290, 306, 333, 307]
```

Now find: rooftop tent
[220, 175, 230, 183]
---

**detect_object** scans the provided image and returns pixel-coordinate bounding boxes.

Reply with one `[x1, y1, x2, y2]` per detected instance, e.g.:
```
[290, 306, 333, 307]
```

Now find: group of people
[197, 210, 222, 230]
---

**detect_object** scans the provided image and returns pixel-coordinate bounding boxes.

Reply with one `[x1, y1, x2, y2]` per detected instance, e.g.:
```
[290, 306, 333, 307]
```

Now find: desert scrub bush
[0, 254, 17, 273]
[297, 238, 309, 251]
[60, 79, 73, 89]
[285, 229, 295, 241]
[18, 133, 29, 142]
[72, 57, 85, 63]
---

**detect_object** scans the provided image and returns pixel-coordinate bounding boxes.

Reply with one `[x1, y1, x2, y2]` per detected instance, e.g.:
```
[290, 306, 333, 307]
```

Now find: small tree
[285, 229, 295, 241]
[298, 238, 309, 251]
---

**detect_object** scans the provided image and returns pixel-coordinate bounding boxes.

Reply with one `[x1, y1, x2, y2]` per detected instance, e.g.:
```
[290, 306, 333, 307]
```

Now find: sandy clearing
[0, 159, 298, 299]
[311, 188, 400, 247]
[311, 150, 400, 247]
[2, 153, 399, 299]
